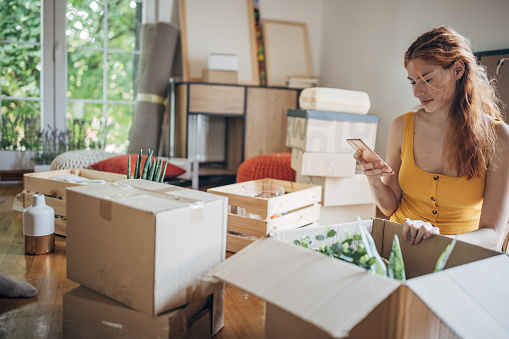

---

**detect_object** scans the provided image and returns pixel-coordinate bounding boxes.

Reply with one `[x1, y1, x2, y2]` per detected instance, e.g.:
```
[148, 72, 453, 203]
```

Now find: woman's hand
[353, 150, 394, 180]
[402, 218, 440, 245]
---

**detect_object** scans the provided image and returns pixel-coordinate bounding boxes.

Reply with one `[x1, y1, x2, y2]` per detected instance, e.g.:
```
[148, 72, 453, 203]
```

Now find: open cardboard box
[210, 218, 509, 338]
[66, 179, 228, 317]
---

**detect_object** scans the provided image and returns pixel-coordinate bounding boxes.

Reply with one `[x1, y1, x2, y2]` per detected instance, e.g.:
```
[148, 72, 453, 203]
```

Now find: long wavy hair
[404, 26, 503, 179]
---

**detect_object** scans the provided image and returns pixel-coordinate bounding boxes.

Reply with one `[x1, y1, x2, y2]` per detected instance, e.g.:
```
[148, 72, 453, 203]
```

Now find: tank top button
[434, 175, 439, 180]
[431, 197, 436, 201]
[432, 210, 437, 214]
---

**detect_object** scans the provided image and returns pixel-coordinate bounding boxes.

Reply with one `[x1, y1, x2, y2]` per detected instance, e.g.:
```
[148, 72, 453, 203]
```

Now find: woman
[354, 27, 509, 249]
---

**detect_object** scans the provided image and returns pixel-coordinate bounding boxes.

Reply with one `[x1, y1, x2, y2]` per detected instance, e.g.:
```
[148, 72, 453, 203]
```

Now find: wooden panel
[226, 118, 244, 172]
[179, 0, 259, 85]
[174, 84, 189, 158]
[188, 84, 245, 114]
[244, 87, 297, 159]
[226, 233, 256, 253]
[263, 19, 312, 87]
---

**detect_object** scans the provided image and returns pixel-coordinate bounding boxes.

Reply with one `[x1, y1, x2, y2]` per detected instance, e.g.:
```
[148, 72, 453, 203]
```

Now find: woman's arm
[457, 122, 509, 249]
[355, 115, 404, 216]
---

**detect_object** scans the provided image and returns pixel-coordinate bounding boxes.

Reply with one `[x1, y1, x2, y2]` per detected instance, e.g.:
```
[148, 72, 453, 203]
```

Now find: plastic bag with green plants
[293, 219, 458, 281]
[127, 149, 168, 183]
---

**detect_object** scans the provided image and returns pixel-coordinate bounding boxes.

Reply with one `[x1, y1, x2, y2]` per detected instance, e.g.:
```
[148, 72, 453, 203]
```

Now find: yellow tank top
[390, 112, 492, 235]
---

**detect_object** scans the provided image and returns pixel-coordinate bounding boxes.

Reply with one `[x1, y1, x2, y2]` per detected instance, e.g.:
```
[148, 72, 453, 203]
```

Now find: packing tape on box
[98, 182, 204, 223]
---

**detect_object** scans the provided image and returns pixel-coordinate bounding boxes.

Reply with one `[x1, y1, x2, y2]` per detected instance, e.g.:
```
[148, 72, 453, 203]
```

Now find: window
[0, 0, 42, 151]
[66, 0, 143, 152]
[0, 0, 149, 154]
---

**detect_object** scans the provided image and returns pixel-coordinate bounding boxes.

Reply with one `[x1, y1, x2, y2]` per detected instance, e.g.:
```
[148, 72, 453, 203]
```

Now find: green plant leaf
[315, 235, 325, 241]
[358, 218, 387, 276]
[127, 155, 131, 179]
[434, 237, 458, 273]
[327, 229, 336, 238]
[134, 150, 142, 178]
[388, 235, 406, 281]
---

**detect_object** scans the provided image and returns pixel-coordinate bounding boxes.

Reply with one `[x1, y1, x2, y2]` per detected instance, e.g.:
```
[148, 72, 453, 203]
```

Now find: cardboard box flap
[287, 109, 379, 123]
[380, 220, 501, 279]
[407, 254, 509, 338]
[210, 237, 400, 337]
[67, 180, 226, 215]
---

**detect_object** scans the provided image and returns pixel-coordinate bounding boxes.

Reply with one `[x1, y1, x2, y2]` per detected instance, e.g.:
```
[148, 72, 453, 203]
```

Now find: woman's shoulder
[391, 111, 413, 130]
[487, 116, 509, 139]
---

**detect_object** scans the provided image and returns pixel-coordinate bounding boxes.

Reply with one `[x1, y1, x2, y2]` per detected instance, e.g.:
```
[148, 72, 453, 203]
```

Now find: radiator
[187, 115, 226, 162]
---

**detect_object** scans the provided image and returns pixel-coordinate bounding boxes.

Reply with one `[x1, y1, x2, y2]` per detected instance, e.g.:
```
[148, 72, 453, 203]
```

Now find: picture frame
[179, 0, 259, 85]
[263, 19, 312, 87]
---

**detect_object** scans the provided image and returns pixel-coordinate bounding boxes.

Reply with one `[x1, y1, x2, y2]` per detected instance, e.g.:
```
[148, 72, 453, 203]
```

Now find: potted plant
[31, 126, 69, 172]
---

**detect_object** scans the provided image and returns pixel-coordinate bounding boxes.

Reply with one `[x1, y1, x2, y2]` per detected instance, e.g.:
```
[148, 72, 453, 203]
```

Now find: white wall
[157, 0, 509, 158]
[257, 0, 323, 77]
[156, 0, 323, 76]
[319, 0, 509, 158]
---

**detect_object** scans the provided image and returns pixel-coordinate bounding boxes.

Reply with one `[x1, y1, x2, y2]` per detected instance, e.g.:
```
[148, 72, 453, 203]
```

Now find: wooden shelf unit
[173, 82, 300, 174]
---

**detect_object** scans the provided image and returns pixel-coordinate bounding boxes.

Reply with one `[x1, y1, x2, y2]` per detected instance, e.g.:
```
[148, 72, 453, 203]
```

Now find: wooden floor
[0, 184, 265, 339]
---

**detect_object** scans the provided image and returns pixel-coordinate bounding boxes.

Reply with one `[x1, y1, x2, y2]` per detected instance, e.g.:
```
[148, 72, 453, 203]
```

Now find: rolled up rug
[127, 22, 179, 154]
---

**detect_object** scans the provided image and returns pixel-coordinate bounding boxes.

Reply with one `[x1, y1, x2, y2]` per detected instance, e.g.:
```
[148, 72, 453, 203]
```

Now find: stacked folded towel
[299, 87, 371, 114]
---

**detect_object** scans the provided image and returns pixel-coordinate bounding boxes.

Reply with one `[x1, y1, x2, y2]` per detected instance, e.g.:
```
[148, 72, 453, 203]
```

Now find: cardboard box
[319, 204, 377, 226]
[66, 179, 228, 316]
[23, 168, 127, 236]
[63, 284, 225, 338]
[207, 178, 321, 252]
[202, 69, 237, 84]
[286, 109, 379, 153]
[210, 219, 509, 338]
[291, 148, 357, 178]
[207, 53, 238, 71]
[297, 173, 373, 207]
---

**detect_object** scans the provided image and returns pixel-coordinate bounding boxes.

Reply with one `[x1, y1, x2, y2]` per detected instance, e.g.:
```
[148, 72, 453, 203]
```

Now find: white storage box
[291, 148, 357, 178]
[63, 284, 224, 338]
[286, 109, 378, 153]
[319, 204, 377, 226]
[207, 53, 238, 71]
[299, 87, 371, 114]
[297, 173, 373, 207]
[66, 179, 228, 316]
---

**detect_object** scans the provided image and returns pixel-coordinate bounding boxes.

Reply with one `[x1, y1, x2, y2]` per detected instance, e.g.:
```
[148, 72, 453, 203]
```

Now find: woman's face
[406, 58, 462, 114]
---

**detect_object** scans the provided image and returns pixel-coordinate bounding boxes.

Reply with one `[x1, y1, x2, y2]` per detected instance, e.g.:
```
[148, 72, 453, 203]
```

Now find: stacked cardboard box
[286, 108, 380, 224]
[210, 219, 509, 338]
[203, 53, 238, 84]
[63, 179, 228, 338]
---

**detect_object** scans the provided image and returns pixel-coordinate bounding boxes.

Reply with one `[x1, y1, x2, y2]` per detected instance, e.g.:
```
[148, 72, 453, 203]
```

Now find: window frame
[40, 0, 157, 143]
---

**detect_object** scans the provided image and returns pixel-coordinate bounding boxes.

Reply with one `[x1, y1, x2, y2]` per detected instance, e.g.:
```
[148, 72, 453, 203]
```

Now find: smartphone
[346, 138, 392, 170]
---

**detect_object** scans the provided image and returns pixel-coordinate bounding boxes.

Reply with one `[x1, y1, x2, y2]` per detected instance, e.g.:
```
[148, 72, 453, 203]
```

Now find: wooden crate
[207, 178, 322, 252]
[23, 169, 127, 236]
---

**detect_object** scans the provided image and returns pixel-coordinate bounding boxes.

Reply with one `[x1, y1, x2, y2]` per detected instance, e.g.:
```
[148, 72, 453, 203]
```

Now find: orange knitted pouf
[236, 153, 296, 183]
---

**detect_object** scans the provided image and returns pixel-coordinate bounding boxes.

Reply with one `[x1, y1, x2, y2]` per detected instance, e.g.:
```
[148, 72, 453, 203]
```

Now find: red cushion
[236, 153, 295, 183]
[91, 154, 186, 179]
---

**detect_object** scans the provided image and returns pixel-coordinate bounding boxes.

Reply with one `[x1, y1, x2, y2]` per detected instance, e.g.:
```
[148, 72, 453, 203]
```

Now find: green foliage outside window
[1, 0, 141, 154]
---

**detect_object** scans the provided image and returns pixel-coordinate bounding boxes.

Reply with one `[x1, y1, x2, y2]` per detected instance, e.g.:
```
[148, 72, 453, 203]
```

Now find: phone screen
[346, 138, 391, 170]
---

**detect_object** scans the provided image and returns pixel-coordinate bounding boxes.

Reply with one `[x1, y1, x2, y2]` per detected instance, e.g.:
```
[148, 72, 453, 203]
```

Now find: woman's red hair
[404, 27, 503, 179]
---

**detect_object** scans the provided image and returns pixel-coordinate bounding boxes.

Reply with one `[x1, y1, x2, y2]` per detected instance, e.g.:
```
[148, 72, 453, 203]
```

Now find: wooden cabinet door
[244, 87, 298, 159]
